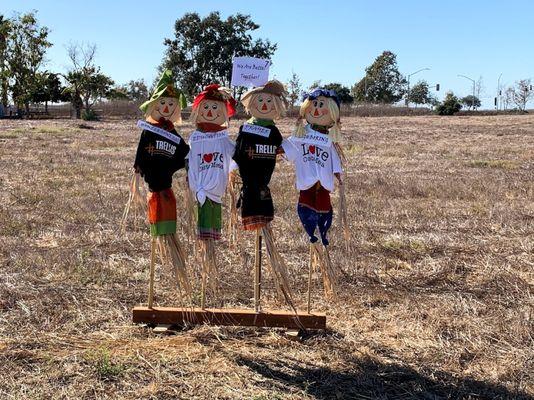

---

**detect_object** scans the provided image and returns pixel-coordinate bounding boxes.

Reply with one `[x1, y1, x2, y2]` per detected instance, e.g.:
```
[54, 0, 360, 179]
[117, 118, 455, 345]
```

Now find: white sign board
[231, 56, 270, 87]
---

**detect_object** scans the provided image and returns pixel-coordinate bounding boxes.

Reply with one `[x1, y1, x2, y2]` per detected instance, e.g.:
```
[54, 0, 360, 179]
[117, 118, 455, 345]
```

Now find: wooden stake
[133, 306, 326, 330]
[307, 244, 313, 314]
[147, 237, 156, 308]
[201, 242, 207, 309]
[254, 228, 262, 312]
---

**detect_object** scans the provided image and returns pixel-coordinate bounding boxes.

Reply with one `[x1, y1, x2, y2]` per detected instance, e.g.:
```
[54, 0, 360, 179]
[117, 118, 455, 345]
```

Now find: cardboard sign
[231, 56, 270, 87]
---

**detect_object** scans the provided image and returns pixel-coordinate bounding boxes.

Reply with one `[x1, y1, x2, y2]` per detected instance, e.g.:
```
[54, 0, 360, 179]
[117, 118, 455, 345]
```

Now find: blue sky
[2, 1, 534, 108]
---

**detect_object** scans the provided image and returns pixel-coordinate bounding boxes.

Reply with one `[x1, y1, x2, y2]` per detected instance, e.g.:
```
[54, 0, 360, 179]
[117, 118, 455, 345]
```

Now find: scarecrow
[282, 88, 347, 308]
[129, 69, 191, 307]
[187, 84, 237, 308]
[232, 80, 295, 312]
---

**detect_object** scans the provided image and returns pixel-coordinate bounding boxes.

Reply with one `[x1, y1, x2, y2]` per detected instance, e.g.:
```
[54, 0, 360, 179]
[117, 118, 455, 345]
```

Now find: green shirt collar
[310, 124, 330, 134]
[248, 117, 274, 127]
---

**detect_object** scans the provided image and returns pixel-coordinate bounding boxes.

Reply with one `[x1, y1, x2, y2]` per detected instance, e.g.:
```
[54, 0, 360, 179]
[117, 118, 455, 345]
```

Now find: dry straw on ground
[0, 115, 532, 399]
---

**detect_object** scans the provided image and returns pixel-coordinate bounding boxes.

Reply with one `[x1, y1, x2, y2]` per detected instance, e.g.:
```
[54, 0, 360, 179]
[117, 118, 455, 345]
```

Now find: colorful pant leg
[197, 198, 222, 241]
[147, 188, 177, 236]
[297, 204, 333, 246]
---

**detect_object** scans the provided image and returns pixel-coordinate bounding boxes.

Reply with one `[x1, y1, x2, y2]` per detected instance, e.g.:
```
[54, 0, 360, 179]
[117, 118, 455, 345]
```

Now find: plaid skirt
[240, 184, 274, 230]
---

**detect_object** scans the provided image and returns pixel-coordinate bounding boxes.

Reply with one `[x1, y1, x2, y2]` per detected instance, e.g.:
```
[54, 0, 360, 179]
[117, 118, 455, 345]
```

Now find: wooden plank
[132, 306, 326, 330]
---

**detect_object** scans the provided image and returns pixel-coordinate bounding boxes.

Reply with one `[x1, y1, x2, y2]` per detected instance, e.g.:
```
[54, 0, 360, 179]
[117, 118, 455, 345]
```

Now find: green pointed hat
[139, 69, 187, 113]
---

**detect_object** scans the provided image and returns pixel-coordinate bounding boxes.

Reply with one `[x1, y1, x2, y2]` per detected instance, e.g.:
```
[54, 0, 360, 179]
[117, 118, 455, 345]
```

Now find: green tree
[352, 50, 407, 104]
[106, 85, 130, 100]
[460, 95, 481, 110]
[322, 83, 353, 104]
[308, 80, 322, 91]
[286, 72, 302, 109]
[511, 79, 532, 112]
[161, 12, 276, 97]
[0, 15, 11, 107]
[407, 80, 431, 106]
[29, 72, 68, 112]
[125, 79, 149, 102]
[63, 43, 114, 119]
[435, 92, 462, 115]
[5, 12, 51, 115]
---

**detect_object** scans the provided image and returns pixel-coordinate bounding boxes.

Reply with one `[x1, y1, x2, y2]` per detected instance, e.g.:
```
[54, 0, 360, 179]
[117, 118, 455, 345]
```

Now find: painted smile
[202, 113, 220, 121]
[256, 105, 272, 114]
[308, 111, 326, 119]
[157, 109, 174, 117]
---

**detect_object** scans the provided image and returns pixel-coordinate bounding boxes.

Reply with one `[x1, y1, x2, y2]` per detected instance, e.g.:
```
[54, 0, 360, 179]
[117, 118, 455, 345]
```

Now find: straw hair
[242, 93, 286, 119]
[295, 97, 341, 142]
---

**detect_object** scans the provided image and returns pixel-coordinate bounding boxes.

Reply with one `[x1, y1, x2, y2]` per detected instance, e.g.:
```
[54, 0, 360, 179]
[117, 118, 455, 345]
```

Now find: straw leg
[307, 244, 314, 314]
[147, 237, 156, 308]
[254, 228, 262, 313]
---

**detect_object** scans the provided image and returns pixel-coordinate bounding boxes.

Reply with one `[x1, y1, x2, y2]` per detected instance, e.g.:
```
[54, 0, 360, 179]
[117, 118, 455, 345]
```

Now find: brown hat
[241, 80, 288, 108]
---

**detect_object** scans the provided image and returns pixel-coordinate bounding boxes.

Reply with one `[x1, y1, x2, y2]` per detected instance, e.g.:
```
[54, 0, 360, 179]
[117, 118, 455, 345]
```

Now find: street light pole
[458, 74, 476, 110]
[497, 73, 503, 110]
[406, 67, 430, 107]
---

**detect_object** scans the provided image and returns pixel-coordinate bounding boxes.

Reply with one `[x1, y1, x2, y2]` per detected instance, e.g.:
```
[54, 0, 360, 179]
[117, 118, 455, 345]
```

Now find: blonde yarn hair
[295, 97, 341, 142]
[243, 93, 286, 119]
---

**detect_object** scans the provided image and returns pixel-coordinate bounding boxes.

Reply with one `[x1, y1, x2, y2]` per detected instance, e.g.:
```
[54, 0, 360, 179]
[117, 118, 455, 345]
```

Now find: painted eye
[319, 101, 324, 108]
[258, 97, 264, 103]
[168, 103, 174, 107]
[212, 104, 218, 110]
[160, 100, 165, 105]
[203, 104, 209, 109]
[313, 101, 318, 107]
[267, 98, 272, 103]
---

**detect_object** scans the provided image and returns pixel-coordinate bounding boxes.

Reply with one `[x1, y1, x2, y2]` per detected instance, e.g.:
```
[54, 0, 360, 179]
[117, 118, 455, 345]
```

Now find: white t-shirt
[281, 125, 342, 192]
[187, 130, 236, 205]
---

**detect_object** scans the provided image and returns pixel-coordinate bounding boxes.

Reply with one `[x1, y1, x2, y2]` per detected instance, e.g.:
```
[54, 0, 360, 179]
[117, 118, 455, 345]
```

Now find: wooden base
[132, 306, 326, 330]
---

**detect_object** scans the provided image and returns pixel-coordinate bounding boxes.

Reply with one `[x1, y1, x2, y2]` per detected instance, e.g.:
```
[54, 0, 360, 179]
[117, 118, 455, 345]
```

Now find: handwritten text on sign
[231, 56, 270, 87]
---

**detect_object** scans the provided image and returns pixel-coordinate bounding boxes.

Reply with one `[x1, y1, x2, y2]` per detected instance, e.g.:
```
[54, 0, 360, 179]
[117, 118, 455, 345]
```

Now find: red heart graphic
[308, 145, 316, 154]
[203, 153, 214, 163]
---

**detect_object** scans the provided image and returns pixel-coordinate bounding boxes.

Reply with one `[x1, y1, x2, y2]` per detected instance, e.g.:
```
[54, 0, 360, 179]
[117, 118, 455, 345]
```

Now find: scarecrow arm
[133, 130, 149, 177]
[171, 138, 190, 173]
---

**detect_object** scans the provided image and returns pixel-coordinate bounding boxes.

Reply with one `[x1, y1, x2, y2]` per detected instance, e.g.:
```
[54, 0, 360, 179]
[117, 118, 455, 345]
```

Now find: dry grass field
[0, 115, 533, 399]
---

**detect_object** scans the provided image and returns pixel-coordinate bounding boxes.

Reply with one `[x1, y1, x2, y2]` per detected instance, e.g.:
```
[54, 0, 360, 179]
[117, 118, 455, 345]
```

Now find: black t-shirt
[133, 128, 190, 192]
[233, 123, 283, 188]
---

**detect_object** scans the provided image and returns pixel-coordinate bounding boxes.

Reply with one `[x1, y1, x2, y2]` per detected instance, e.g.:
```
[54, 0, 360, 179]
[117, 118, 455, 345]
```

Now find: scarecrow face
[150, 96, 180, 121]
[196, 99, 227, 126]
[305, 96, 335, 126]
[249, 93, 279, 120]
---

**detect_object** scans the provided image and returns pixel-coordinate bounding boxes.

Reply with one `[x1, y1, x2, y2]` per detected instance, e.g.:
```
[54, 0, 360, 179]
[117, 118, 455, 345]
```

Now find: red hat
[192, 84, 237, 118]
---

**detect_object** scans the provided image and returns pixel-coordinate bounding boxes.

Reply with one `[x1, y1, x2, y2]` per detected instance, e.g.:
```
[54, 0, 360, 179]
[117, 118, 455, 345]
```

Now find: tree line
[0, 11, 532, 119]
[0, 12, 150, 119]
